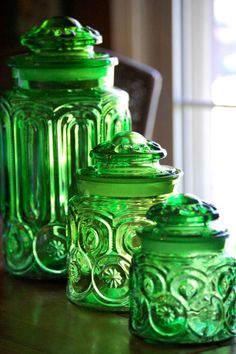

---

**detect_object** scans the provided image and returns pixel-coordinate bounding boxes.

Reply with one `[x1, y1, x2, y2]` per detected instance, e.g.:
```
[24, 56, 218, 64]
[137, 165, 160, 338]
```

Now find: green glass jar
[130, 194, 236, 343]
[67, 131, 182, 311]
[0, 17, 131, 278]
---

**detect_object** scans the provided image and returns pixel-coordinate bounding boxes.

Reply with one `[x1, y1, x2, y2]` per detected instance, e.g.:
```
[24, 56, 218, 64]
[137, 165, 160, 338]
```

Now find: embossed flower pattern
[102, 267, 123, 288]
[130, 252, 236, 343]
[47, 240, 66, 260]
[156, 304, 176, 324]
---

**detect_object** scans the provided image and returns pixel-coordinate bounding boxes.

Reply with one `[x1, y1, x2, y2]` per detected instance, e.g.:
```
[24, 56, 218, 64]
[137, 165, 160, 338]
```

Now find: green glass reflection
[67, 131, 182, 311]
[0, 17, 131, 278]
[129, 193, 236, 343]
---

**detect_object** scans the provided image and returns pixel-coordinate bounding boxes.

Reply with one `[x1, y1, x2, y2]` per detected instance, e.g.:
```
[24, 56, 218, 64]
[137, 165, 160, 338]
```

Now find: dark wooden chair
[114, 54, 162, 138]
[97, 49, 162, 139]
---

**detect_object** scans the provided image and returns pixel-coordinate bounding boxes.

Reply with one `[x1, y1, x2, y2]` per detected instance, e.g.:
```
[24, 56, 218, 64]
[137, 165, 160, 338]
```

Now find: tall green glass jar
[67, 131, 182, 311]
[130, 194, 236, 343]
[0, 17, 131, 278]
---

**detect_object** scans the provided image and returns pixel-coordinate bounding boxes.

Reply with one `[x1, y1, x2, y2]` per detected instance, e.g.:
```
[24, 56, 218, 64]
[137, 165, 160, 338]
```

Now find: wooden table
[0, 266, 235, 354]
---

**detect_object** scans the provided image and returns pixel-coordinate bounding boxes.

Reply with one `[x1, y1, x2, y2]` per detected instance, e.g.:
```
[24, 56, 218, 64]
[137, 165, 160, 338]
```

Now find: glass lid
[85, 131, 181, 179]
[141, 193, 228, 240]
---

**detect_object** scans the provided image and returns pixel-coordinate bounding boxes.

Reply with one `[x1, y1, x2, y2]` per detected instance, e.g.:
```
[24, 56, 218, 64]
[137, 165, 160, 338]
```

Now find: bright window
[173, 0, 236, 255]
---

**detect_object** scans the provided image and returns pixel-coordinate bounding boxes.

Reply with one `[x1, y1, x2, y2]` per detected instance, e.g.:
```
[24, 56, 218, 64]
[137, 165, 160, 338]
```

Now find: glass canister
[0, 17, 131, 278]
[67, 131, 182, 311]
[130, 193, 236, 343]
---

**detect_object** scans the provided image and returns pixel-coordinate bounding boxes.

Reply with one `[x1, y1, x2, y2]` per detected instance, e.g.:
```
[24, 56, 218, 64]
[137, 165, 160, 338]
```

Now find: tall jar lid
[8, 16, 117, 69]
[141, 193, 228, 242]
[21, 16, 102, 53]
[87, 131, 181, 179]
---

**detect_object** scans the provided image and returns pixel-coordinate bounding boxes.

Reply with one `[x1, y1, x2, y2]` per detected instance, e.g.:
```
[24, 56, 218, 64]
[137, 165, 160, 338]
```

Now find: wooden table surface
[0, 266, 235, 354]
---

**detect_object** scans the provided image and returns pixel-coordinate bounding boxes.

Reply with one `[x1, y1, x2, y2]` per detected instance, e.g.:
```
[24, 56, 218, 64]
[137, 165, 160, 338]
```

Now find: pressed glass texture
[0, 17, 131, 278]
[67, 131, 182, 311]
[129, 194, 236, 343]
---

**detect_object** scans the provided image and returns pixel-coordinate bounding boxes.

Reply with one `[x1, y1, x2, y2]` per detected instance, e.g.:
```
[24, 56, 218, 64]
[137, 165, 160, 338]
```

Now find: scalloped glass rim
[78, 166, 182, 179]
[139, 224, 229, 240]
[7, 53, 117, 69]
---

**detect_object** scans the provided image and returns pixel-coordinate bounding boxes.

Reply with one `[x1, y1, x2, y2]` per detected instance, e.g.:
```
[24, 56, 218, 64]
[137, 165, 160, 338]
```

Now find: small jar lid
[86, 131, 181, 179]
[78, 132, 182, 198]
[141, 193, 228, 243]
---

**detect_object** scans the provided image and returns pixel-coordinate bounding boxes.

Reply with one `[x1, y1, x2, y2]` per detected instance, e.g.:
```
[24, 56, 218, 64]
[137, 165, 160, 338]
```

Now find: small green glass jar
[130, 194, 236, 343]
[67, 131, 182, 311]
[0, 17, 131, 278]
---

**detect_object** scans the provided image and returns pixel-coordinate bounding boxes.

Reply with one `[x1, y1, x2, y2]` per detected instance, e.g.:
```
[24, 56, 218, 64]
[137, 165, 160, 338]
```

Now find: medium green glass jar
[130, 194, 236, 343]
[0, 17, 131, 278]
[67, 131, 182, 311]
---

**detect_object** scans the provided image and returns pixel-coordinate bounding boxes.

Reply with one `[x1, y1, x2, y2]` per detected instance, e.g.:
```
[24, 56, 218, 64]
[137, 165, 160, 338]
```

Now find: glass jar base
[67, 293, 129, 313]
[130, 327, 235, 345]
[4, 261, 67, 280]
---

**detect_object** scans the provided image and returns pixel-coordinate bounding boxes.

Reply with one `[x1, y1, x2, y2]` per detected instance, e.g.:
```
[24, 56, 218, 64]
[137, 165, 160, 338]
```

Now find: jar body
[130, 248, 236, 343]
[0, 86, 131, 278]
[67, 194, 165, 311]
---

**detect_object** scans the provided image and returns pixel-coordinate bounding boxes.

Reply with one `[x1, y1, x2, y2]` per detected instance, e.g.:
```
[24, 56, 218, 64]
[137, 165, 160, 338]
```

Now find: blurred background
[1, 0, 236, 255]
